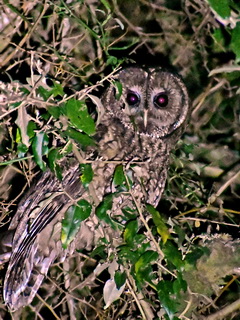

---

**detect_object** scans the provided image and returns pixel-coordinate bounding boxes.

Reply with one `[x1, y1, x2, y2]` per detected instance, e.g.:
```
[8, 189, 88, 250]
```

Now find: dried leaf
[103, 279, 126, 309]
[15, 105, 30, 147]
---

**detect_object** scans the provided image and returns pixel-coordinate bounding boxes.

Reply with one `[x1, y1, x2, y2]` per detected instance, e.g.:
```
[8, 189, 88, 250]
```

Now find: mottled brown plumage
[1, 67, 190, 310]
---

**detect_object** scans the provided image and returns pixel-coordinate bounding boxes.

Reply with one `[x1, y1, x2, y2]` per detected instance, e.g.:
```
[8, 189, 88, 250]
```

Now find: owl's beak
[143, 109, 148, 129]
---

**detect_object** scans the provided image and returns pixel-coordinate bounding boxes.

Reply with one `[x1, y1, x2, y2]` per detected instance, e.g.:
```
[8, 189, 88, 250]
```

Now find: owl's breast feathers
[94, 119, 171, 211]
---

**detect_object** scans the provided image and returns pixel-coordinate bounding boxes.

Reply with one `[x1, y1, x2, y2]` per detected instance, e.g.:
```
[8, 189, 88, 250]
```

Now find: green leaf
[164, 316, 180, 320]
[106, 55, 119, 66]
[118, 245, 139, 262]
[157, 275, 187, 318]
[173, 273, 187, 296]
[11, 101, 21, 109]
[231, 22, 240, 61]
[96, 194, 113, 219]
[32, 132, 49, 170]
[146, 204, 170, 244]
[41, 112, 51, 121]
[48, 148, 63, 180]
[135, 250, 158, 273]
[121, 207, 138, 220]
[173, 224, 186, 247]
[65, 98, 95, 135]
[157, 281, 178, 316]
[61, 200, 92, 249]
[65, 127, 96, 147]
[96, 194, 117, 229]
[90, 245, 107, 259]
[79, 163, 93, 187]
[162, 241, 184, 270]
[113, 81, 122, 100]
[113, 164, 125, 186]
[185, 246, 210, 268]
[37, 86, 53, 100]
[207, 0, 230, 18]
[134, 235, 149, 248]
[48, 106, 61, 119]
[114, 271, 127, 289]
[100, 0, 111, 11]
[17, 143, 28, 157]
[51, 81, 64, 97]
[123, 220, 138, 244]
[27, 121, 37, 140]
[15, 129, 20, 144]
[20, 87, 30, 95]
[182, 143, 195, 155]
[212, 28, 225, 53]
[119, 240, 150, 267]
[135, 250, 158, 283]
[37, 82, 64, 100]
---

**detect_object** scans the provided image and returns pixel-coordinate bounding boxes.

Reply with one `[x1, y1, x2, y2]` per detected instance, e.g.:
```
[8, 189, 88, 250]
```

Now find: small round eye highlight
[126, 91, 140, 106]
[154, 93, 169, 108]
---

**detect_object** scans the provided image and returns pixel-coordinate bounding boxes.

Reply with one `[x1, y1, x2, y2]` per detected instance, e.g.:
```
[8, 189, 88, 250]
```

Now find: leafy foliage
[61, 200, 92, 249]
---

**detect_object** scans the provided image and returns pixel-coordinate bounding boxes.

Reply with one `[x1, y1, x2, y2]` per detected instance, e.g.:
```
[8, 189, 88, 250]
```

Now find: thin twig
[1, 0, 49, 67]
[203, 298, 240, 320]
[178, 217, 239, 228]
[126, 278, 147, 320]
[35, 293, 62, 320]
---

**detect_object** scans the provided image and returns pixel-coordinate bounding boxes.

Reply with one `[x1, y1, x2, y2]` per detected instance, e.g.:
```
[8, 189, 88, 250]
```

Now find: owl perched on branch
[0, 67, 190, 310]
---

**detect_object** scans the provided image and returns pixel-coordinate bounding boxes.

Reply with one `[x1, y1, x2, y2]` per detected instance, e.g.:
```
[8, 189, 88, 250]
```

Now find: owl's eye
[154, 93, 169, 108]
[126, 91, 140, 106]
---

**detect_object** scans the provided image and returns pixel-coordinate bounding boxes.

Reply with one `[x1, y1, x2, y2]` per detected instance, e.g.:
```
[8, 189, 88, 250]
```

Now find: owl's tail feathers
[3, 242, 57, 311]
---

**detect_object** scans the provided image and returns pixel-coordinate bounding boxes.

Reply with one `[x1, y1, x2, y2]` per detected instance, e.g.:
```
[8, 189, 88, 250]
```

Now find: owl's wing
[3, 162, 84, 310]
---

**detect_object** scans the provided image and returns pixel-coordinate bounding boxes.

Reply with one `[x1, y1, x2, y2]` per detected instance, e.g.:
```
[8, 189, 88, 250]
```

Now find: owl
[0, 67, 190, 310]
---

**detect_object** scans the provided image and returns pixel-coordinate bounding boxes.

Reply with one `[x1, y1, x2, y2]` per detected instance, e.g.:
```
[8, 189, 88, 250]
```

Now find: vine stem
[124, 169, 177, 278]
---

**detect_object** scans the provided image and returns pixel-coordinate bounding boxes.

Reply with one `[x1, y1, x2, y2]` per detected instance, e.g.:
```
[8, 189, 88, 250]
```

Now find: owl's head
[103, 67, 190, 139]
